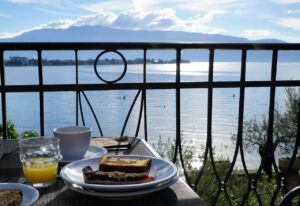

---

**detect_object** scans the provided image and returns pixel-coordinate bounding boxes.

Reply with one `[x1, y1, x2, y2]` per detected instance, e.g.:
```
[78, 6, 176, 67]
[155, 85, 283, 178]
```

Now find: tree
[236, 88, 300, 177]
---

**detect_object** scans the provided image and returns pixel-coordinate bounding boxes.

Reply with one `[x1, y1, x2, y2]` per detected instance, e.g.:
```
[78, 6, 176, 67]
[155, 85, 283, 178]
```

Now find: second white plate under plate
[64, 174, 179, 200]
[60, 155, 178, 192]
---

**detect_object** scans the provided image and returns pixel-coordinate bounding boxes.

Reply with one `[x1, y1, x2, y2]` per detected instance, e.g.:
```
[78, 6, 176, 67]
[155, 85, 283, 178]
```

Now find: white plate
[60, 155, 177, 192]
[64, 173, 179, 200]
[0, 183, 39, 206]
[60, 146, 107, 163]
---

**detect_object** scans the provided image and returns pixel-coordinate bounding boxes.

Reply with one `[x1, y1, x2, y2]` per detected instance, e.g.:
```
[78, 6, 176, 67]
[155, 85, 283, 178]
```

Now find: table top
[0, 138, 207, 206]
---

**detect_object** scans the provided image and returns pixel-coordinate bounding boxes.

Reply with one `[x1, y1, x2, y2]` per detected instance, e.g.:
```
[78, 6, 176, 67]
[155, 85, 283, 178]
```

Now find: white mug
[53, 126, 92, 161]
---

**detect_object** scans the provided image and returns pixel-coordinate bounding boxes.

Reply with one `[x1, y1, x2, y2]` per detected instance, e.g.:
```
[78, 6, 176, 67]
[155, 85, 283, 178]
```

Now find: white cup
[53, 126, 92, 161]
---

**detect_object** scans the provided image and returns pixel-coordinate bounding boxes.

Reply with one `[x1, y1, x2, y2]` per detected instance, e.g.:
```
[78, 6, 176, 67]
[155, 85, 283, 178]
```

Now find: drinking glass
[19, 137, 61, 188]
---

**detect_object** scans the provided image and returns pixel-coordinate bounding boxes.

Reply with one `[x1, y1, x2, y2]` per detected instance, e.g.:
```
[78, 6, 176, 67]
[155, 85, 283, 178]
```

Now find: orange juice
[23, 157, 58, 183]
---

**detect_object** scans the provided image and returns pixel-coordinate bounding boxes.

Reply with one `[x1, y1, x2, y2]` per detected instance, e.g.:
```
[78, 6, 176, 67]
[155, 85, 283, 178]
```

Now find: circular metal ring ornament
[94, 50, 127, 84]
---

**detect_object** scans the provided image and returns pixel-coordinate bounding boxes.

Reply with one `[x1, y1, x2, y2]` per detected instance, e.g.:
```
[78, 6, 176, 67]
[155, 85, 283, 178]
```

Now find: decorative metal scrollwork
[94, 50, 127, 84]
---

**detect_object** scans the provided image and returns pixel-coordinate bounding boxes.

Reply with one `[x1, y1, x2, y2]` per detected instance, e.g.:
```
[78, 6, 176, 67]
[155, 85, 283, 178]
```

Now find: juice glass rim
[19, 137, 59, 147]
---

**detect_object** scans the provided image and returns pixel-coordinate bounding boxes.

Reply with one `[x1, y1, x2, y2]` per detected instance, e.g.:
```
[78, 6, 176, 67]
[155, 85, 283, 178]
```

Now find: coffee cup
[53, 126, 92, 161]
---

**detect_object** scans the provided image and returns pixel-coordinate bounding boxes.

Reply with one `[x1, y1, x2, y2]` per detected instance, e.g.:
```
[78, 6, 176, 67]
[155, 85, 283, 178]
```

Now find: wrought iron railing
[1, 42, 300, 205]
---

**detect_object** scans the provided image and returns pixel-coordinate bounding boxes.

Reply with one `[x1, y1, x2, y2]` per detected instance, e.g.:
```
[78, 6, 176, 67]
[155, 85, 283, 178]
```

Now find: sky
[0, 0, 300, 42]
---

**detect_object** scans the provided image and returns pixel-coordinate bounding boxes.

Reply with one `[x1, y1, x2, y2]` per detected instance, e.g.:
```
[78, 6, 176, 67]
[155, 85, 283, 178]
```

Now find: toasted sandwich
[82, 155, 153, 184]
[99, 155, 151, 173]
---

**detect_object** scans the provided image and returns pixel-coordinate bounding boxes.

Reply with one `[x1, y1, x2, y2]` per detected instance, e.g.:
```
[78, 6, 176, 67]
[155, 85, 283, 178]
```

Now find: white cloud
[277, 18, 300, 31]
[271, 0, 300, 4]
[175, 0, 248, 12]
[287, 9, 300, 14]
[2, 0, 230, 37]
[279, 35, 300, 42]
[0, 7, 228, 39]
[80, 0, 248, 13]
[79, 1, 132, 13]
[183, 10, 227, 33]
[242, 29, 273, 39]
[8, 0, 55, 3]
[0, 13, 10, 18]
[0, 32, 18, 38]
[111, 9, 180, 30]
[34, 7, 80, 17]
[73, 13, 117, 27]
[0, 19, 75, 38]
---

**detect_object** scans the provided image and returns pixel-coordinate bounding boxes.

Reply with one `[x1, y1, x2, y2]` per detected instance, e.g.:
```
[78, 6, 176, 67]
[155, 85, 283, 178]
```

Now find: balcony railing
[1, 42, 300, 205]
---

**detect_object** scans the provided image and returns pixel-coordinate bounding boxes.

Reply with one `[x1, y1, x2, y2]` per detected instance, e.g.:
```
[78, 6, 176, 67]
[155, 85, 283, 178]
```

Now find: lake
[3, 62, 300, 169]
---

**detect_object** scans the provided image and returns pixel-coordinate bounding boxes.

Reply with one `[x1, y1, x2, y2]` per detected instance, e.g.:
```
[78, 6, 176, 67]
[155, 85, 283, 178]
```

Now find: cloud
[0, 7, 227, 39]
[270, 0, 300, 4]
[80, 0, 248, 13]
[110, 9, 226, 34]
[0, 13, 117, 39]
[0, 13, 10, 18]
[287, 9, 300, 14]
[2, 0, 232, 37]
[183, 10, 227, 33]
[242, 29, 273, 39]
[73, 13, 117, 27]
[79, 1, 131, 13]
[0, 32, 19, 38]
[6, 0, 70, 6]
[0, 18, 75, 38]
[277, 18, 300, 31]
[7, 0, 55, 3]
[33, 7, 80, 17]
[175, 0, 248, 12]
[111, 9, 180, 30]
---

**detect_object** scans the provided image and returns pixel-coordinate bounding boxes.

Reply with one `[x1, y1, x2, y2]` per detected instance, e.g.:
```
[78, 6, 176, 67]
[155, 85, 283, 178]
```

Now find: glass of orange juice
[19, 137, 61, 188]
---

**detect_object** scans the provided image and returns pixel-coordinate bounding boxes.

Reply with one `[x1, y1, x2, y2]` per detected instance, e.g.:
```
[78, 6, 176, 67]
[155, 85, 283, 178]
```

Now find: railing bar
[135, 93, 143, 137]
[1, 42, 300, 51]
[120, 90, 141, 137]
[172, 48, 181, 163]
[2, 81, 300, 92]
[269, 50, 281, 206]
[237, 50, 254, 204]
[78, 92, 85, 126]
[224, 49, 247, 184]
[81, 91, 103, 136]
[254, 188, 263, 206]
[207, 49, 222, 205]
[239, 49, 250, 174]
[176, 49, 192, 186]
[75, 50, 79, 126]
[37, 50, 44, 136]
[0, 50, 7, 139]
[143, 49, 148, 141]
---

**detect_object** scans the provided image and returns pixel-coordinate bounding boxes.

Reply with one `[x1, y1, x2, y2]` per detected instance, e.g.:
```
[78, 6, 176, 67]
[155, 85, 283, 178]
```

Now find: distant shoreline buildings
[5, 56, 190, 66]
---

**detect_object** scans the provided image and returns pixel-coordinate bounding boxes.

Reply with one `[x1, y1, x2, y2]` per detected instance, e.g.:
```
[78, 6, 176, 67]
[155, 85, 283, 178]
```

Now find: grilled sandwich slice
[99, 155, 151, 173]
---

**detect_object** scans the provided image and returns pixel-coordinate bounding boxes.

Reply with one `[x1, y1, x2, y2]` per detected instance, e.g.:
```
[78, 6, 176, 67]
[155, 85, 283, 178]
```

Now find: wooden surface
[0, 138, 207, 206]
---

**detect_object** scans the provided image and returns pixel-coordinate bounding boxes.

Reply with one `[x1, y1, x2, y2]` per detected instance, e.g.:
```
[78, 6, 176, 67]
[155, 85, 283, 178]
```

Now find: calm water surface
[3, 62, 300, 169]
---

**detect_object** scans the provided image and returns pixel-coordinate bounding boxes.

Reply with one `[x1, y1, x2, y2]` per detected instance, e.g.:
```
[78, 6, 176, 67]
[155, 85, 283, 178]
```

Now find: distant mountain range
[1, 25, 299, 62]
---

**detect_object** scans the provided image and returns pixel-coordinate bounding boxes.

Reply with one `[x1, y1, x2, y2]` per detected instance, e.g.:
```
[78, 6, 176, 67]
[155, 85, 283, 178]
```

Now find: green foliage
[0, 120, 19, 139]
[152, 136, 285, 206]
[0, 120, 39, 139]
[21, 130, 39, 139]
[240, 87, 300, 156]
